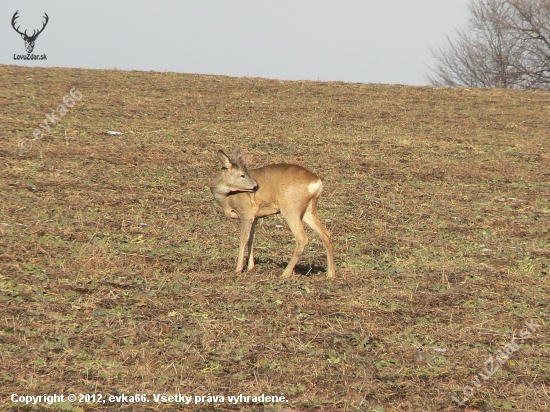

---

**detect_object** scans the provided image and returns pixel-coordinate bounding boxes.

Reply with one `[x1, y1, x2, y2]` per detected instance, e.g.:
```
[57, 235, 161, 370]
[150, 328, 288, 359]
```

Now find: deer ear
[230, 147, 241, 161]
[21, 34, 25, 40]
[230, 147, 247, 168]
[217, 150, 233, 169]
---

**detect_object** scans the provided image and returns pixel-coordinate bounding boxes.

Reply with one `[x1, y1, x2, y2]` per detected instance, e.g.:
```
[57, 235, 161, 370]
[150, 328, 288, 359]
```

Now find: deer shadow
[254, 257, 326, 277]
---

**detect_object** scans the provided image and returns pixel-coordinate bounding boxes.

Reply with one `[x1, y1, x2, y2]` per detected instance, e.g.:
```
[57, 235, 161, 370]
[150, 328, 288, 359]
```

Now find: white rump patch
[308, 180, 322, 195]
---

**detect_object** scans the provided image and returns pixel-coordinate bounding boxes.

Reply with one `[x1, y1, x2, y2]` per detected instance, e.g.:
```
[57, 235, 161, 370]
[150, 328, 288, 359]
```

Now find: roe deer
[209, 147, 335, 279]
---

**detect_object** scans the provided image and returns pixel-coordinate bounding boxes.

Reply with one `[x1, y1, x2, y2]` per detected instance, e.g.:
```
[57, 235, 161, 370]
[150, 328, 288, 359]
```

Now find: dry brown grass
[0, 64, 549, 411]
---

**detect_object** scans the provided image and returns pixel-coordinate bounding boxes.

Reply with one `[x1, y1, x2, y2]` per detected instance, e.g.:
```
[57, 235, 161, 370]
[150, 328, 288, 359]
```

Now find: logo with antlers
[11, 11, 49, 54]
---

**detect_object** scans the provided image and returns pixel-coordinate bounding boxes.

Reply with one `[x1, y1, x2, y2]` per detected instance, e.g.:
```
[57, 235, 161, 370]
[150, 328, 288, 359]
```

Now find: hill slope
[1, 64, 549, 411]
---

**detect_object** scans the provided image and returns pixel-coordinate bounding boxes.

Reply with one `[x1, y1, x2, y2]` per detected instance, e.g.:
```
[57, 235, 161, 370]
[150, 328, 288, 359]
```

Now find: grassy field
[0, 64, 549, 411]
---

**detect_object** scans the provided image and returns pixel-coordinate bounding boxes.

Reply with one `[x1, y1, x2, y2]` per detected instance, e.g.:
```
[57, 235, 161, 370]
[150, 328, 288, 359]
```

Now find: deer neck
[210, 185, 230, 204]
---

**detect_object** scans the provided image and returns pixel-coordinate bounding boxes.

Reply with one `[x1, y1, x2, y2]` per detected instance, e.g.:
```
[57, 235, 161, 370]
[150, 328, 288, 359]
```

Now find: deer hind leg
[280, 209, 308, 279]
[303, 198, 335, 279]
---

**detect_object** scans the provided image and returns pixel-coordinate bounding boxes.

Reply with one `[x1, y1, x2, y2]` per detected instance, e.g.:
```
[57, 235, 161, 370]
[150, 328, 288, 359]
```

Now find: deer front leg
[236, 217, 254, 273]
[246, 219, 257, 271]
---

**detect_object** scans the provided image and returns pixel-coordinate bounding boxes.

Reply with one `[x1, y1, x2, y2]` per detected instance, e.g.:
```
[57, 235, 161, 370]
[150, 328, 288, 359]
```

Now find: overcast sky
[1, 1, 469, 86]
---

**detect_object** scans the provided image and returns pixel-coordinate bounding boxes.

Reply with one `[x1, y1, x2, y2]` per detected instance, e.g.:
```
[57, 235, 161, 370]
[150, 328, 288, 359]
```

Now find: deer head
[209, 147, 258, 198]
[11, 11, 49, 54]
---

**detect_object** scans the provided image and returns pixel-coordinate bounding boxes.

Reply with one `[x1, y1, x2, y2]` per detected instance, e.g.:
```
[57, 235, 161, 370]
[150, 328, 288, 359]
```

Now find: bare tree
[428, 0, 550, 89]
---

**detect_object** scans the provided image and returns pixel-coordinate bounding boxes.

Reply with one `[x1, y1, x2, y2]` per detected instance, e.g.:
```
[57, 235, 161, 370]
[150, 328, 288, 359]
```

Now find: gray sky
[1, 1, 469, 86]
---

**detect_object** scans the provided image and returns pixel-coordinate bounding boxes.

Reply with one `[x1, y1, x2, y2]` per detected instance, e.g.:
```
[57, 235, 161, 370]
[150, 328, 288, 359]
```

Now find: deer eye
[240, 174, 246, 178]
